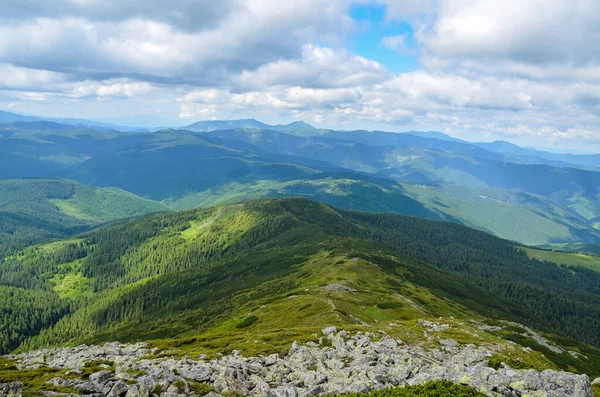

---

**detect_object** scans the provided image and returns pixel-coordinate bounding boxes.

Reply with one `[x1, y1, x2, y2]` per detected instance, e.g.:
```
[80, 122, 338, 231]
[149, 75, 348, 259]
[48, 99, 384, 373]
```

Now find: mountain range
[2, 110, 600, 395]
[2, 111, 600, 245]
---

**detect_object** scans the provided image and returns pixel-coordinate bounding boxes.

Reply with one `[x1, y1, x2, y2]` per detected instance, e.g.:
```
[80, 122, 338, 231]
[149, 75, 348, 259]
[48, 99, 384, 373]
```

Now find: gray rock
[322, 327, 337, 336]
[592, 377, 600, 385]
[89, 370, 113, 384]
[125, 386, 142, 397]
[108, 380, 130, 397]
[7, 382, 22, 397]
[75, 381, 104, 394]
[300, 385, 324, 397]
[5, 327, 596, 397]
[274, 385, 297, 397]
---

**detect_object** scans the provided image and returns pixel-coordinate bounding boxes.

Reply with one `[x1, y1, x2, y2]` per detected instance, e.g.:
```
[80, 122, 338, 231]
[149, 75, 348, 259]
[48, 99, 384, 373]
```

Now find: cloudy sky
[1, 0, 600, 151]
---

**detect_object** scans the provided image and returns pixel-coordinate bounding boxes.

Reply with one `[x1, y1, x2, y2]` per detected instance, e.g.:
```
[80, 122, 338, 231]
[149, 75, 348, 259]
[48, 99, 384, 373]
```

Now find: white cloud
[1, 0, 600, 150]
[233, 45, 389, 90]
[0, 1, 355, 83]
[404, 0, 600, 66]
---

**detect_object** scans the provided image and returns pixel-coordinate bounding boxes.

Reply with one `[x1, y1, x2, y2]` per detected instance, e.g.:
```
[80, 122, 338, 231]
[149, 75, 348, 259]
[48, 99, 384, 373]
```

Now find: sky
[1, 0, 600, 151]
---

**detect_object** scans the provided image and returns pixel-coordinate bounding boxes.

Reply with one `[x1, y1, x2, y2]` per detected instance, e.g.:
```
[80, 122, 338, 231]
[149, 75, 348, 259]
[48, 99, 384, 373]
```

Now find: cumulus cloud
[402, 0, 600, 66]
[1, 0, 600, 150]
[1, 0, 241, 32]
[233, 45, 389, 90]
[0, 1, 355, 83]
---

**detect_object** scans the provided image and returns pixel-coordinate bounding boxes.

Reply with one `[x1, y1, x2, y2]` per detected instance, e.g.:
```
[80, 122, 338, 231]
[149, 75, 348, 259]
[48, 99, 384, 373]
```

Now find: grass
[488, 355, 536, 370]
[50, 185, 169, 222]
[523, 247, 600, 272]
[402, 183, 600, 245]
[49, 258, 94, 299]
[332, 381, 487, 397]
[0, 357, 75, 395]
[187, 381, 214, 396]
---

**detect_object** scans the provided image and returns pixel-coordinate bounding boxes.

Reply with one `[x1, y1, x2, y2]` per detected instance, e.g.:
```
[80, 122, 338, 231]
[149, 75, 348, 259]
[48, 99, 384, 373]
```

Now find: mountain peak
[284, 120, 316, 129]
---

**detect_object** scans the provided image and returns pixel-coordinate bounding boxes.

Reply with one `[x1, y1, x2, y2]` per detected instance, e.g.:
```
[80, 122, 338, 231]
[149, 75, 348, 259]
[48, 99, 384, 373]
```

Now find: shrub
[334, 381, 487, 397]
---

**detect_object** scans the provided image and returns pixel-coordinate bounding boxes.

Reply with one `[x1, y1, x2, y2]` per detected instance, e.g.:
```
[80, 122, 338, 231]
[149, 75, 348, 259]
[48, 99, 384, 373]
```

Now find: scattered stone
[418, 319, 451, 332]
[4, 328, 594, 397]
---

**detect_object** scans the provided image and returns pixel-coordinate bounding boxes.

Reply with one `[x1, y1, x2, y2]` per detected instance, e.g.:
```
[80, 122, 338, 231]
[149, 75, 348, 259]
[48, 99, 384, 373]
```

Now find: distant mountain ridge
[2, 108, 598, 169]
[2, 114, 600, 244]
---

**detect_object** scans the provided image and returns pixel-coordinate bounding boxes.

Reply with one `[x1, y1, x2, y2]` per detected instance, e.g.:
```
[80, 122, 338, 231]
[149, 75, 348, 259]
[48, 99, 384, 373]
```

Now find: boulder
[107, 380, 130, 397]
[7, 382, 22, 397]
[321, 327, 337, 336]
[89, 370, 113, 384]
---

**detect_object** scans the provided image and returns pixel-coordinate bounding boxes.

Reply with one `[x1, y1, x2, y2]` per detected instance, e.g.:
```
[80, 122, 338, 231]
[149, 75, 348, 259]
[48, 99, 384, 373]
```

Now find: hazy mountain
[0, 110, 37, 123]
[3, 119, 600, 244]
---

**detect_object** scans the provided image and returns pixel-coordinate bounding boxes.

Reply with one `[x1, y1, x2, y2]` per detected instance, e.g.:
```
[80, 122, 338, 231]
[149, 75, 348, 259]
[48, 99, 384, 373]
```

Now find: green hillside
[0, 179, 169, 251]
[1, 198, 600, 378]
[542, 242, 600, 256]
[523, 247, 600, 272]
[401, 183, 600, 245]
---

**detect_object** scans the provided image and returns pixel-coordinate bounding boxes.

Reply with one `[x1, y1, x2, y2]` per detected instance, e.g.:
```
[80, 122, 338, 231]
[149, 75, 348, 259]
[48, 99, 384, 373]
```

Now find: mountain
[0, 122, 443, 219]
[183, 119, 272, 132]
[3, 120, 600, 244]
[0, 108, 151, 132]
[478, 140, 600, 170]
[1, 198, 600, 381]
[405, 130, 465, 142]
[0, 110, 37, 123]
[192, 127, 600, 244]
[0, 179, 169, 252]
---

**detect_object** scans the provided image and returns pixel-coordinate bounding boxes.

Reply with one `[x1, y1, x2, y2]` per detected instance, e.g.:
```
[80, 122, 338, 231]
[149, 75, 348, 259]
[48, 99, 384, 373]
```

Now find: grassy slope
[523, 247, 600, 273]
[0, 179, 169, 250]
[1, 198, 600, 378]
[542, 242, 600, 256]
[400, 183, 600, 245]
[50, 186, 169, 222]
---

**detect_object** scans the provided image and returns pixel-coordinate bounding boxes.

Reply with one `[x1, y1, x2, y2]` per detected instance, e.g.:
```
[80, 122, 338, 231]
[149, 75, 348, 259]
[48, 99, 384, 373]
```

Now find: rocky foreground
[2, 327, 595, 397]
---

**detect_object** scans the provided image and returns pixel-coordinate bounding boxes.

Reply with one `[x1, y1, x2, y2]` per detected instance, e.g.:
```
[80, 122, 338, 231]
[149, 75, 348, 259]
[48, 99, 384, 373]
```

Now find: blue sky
[348, 4, 419, 74]
[0, 0, 599, 152]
